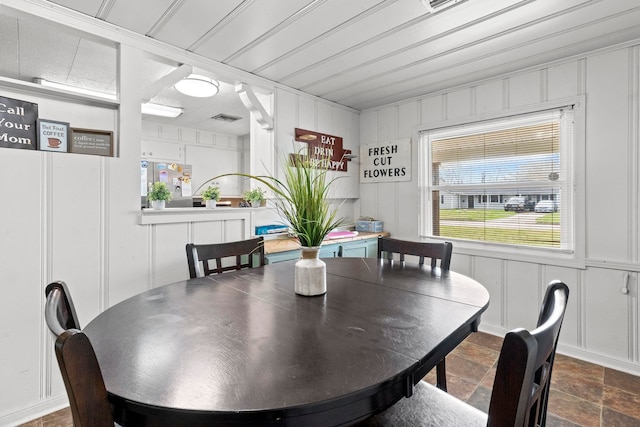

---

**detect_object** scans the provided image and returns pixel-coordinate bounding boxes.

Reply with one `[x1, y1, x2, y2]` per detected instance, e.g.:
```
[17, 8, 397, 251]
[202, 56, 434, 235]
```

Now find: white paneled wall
[273, 87, 360, 223]
[0, 60, 362, 427]
[361, 41, 640, 375]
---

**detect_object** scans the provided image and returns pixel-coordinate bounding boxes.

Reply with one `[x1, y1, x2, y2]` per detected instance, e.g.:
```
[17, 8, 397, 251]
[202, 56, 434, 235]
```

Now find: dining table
[83, 257, 490, 426]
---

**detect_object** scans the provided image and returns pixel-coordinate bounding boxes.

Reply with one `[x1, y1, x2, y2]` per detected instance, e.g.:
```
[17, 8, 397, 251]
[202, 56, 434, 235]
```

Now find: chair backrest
[377, 236, 453, 270]
[487, 280, 569, 427]
[55, 329, 114, 427]
[186, 237, 265, 278]
[45, 281, 80, 336]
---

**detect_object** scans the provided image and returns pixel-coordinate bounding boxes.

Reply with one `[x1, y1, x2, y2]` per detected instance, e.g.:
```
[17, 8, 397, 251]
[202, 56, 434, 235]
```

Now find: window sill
[427, 237, 585, 269]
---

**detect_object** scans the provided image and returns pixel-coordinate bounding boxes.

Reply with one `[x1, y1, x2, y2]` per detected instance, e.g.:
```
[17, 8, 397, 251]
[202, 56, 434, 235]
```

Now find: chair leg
[436, 358, 447, 391]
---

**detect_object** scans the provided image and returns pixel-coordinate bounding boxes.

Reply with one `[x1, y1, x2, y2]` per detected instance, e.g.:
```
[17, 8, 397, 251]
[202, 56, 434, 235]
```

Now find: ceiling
[3, 0, 640, 134]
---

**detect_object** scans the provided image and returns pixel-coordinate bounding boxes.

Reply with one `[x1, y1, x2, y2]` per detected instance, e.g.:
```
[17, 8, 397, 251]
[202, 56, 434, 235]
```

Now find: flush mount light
[33, 78, 117, 100]
[141, 102, 183, 118]
[174, 75, 219, 98]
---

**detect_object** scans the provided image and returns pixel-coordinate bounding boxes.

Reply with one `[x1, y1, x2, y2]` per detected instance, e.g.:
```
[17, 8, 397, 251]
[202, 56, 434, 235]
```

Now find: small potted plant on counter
[201, 185, 221, 209]
[243, 187, 265, 207]
[147, 181, 172, 210]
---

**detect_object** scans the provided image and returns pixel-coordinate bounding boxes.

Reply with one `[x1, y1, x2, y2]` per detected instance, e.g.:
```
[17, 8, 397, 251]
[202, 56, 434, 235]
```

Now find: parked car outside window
[504, 197, 536, 212]
[534, 200, 559, 213]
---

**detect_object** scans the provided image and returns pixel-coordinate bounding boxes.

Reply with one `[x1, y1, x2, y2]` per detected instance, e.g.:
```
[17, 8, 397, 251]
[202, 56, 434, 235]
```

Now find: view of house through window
[423, 108, 574, 249]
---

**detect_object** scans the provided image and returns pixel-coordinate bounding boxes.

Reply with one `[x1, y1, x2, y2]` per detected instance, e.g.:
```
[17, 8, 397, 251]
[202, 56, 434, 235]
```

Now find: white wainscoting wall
[0, 50, 361, 427]
[360, 41, 640, 375]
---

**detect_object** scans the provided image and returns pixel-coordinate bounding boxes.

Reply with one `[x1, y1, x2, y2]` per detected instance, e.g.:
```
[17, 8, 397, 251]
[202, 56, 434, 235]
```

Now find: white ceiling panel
[18, 19, 81, 83]
[337, 11, 640, 108]
[192, 0, 316, 62]
[44, 0, 102, 16]
[256, 0, 427, 81]
[226, 0, 390, 71]
[0, 15, 20, 79]
[105, 0, 176, 35]
[4, 0, 640, 124]
[67, 39, 117, 93]
[152, 0, 245, 49]
[296, 0, 592, 96]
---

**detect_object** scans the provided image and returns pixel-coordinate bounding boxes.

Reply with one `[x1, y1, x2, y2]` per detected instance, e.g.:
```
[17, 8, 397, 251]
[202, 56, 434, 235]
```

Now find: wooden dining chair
[45, 280, 80, 336]
[377, 236, 453, 270]
[186, 236, 265, 278]
[45, 282, 116, 426]
[55, 329, 115, 427]
[358, 280, 569, 427]
[377, 236, 453, 390]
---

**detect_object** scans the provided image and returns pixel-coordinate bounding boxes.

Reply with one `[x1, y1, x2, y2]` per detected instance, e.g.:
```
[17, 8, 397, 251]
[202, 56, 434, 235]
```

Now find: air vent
[420, 0, 464, 12]
[212, 113, 242, 122]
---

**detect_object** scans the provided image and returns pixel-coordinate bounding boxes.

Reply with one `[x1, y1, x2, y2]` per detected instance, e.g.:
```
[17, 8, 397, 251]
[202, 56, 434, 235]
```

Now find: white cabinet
[141, 140, 183, 162]
[185, 144, 242, 196]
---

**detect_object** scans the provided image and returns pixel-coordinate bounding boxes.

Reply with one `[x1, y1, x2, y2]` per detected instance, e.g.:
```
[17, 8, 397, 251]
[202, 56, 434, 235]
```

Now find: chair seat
[358, 380, 487, 426]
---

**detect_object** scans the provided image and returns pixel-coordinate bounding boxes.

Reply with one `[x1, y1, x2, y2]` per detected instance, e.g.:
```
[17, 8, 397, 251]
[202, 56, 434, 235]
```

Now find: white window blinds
[425, 108, 574, 249]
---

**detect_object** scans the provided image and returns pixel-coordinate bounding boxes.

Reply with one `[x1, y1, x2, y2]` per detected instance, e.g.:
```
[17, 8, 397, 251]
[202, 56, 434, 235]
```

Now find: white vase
[151, 200, 165, 210]
[205, 199, 217, 209]
[295, 246, 326, 296]
[251, 200, 261, 208]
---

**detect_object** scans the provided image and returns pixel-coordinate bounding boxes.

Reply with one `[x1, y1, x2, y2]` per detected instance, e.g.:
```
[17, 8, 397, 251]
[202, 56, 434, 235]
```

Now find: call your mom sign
[360, 138, 411, 183]
[0, 96, 38, 150]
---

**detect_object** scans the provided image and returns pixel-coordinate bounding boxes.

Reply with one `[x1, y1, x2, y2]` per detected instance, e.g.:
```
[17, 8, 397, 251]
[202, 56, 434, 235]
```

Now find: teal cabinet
[339, 239, 378, 258]
[319, 245, 340, 258]
[265, 238, 378, 264]
[265, 249, 300, 264]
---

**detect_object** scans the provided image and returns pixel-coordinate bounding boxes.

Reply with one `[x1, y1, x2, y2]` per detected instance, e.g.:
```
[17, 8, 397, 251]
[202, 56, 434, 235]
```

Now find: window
[422, 108, 574, 250]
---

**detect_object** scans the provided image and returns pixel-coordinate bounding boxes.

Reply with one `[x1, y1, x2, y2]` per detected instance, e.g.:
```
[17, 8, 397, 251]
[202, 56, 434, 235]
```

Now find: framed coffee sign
[70, 128, 114, 157]
[37, 119, 69, 152]
[0, 96, 38, 150]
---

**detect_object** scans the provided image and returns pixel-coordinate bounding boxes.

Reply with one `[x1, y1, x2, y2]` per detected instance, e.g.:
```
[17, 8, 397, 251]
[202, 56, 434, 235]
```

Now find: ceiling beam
[141, 64, 192, 102]
[236, 83, 273, 130]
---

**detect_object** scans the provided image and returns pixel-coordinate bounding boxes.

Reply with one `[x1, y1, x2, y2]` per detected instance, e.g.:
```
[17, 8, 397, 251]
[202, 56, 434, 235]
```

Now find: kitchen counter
[264, 231, 389, 263]
[264, 231, 388, 254]
[138, 206, 264, 225]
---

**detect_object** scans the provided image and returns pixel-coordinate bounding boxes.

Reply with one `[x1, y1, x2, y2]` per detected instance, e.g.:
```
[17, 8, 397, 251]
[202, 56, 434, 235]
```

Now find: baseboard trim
[478, 325, 640, 377]
[0, 396, 68, 427]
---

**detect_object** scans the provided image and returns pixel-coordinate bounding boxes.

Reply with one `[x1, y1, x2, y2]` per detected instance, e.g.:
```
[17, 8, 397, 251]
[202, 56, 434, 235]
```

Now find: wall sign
[0, 95, 38, 150]
[360, 138, 411, 183]
[70, 128, 114, 156]
[37, 119, 69, 153]
[294, 128, 352, 172]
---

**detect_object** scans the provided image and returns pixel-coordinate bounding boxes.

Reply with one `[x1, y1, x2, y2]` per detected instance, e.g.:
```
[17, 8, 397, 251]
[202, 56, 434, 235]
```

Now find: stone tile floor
[19, 332, 640, 426]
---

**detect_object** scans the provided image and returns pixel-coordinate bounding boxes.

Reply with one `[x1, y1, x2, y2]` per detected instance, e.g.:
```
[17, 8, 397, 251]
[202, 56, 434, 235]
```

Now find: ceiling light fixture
[33, 78, 117, 100]
[141, 102, 183, 118]
[174, 74, 219, 98]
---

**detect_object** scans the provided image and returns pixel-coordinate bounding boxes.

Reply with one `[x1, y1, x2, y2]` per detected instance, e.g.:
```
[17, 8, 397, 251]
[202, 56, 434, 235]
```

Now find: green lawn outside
[439, 225, 560, 247]
[439, 209, 516, 221]
[535, 212, 560, 224]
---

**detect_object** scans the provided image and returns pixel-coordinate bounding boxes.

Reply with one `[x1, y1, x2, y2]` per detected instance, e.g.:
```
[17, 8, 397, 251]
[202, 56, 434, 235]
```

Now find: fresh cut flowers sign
[360, 138, 411, 183]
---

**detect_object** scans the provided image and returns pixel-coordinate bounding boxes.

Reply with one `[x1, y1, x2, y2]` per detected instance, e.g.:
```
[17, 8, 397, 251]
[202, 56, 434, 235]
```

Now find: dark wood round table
[83, 257, 489, 426]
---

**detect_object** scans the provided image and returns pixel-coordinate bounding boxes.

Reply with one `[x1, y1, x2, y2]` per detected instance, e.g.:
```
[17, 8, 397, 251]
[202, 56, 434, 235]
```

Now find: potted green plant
[147, 181, 172, 210]
[201, 185, 221, 209]
[198, 148, 344, 296]
[243, 187, 265, 207]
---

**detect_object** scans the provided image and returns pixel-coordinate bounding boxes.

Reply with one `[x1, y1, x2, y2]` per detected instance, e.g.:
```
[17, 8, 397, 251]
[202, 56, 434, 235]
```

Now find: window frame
[417, 97, 586, 268]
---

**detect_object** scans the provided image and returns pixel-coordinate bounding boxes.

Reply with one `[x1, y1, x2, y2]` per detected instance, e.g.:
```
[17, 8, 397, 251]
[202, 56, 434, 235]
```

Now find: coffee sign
[0, 96, 38, 150]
